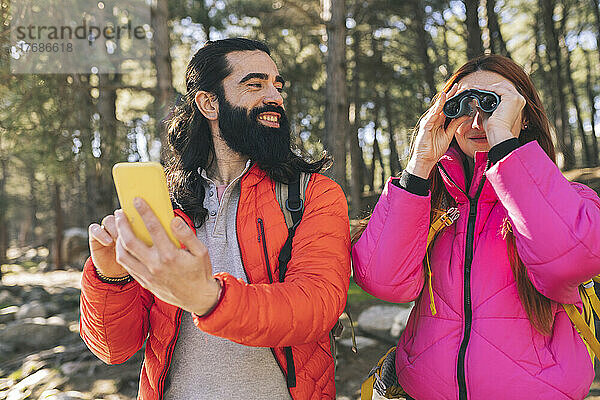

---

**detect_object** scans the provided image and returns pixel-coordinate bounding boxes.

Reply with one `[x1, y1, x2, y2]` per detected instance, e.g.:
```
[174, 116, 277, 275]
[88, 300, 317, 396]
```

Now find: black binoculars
[443, 89, 501, 127]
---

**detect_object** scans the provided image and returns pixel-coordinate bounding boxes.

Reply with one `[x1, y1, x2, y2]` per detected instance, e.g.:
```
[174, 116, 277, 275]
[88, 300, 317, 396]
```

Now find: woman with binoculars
[352, 54, 600, 399]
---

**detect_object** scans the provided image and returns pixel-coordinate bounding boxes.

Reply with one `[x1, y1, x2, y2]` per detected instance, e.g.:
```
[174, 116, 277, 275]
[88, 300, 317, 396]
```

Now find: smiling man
[79, 38, 351, 400]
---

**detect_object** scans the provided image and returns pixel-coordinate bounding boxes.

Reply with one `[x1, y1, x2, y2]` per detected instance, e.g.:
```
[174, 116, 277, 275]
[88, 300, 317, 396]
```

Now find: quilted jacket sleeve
[486, 141, 600, 304]
[351, 178, 430, 303]
[79, 257, 154, 364]
[192, 175, 351, 347]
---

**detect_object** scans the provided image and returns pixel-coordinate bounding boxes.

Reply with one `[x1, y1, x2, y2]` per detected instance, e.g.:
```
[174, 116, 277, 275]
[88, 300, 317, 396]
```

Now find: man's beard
[217, 97, 292, 169]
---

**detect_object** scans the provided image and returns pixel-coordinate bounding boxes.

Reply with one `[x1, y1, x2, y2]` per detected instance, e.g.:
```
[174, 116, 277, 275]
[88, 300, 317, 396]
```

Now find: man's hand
[114, 198, 221, 316]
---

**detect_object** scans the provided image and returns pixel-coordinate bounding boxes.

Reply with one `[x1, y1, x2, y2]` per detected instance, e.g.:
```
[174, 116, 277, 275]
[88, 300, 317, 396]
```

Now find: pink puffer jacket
[352, 141, 600, 400]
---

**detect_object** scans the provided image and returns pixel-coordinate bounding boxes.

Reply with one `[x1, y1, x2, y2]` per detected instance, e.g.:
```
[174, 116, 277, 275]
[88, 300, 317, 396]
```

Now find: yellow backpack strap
[563, 279, 600, 362]
[425, 207, 460, 316]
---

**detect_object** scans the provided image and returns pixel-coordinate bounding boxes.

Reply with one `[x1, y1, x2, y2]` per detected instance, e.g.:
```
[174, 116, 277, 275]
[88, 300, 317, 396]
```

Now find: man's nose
[263, 84, 283, 107]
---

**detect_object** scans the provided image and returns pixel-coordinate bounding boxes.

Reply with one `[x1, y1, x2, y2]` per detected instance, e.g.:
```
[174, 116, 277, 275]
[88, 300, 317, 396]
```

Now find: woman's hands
[468, 80, 526, 147]
[406, 84, 467, 179]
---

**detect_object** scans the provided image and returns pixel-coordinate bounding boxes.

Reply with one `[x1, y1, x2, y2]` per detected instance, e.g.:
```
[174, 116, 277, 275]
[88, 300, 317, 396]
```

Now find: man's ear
[194, 91, 219, 121]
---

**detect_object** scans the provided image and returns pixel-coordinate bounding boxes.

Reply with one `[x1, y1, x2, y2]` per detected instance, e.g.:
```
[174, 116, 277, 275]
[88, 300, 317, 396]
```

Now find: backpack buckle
[440, 207, 460, 226]
[285, 198, 304, 212]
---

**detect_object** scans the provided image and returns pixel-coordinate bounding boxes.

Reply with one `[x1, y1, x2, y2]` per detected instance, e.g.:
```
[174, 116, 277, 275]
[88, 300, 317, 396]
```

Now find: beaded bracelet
[95, 266, 133, 284]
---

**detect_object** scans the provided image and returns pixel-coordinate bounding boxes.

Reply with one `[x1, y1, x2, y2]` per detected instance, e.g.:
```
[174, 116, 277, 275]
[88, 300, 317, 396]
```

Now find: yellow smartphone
[112, 162, 180, 248]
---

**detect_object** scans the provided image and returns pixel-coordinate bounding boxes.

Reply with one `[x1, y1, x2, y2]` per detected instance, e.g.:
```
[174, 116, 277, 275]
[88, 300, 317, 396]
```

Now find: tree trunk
[53, 181, 63, 269]
[464, 0, 484, 59]
[349, 30, 367, 217]
[97, 73, 120, 218]
[412, 0, 436, 98]
[152, 0, 174, 161]
[485, 0, 511, 57]
[384, 88, 402, 176]
[585, 50, 600, 166]
[591, 0, 600, 65]
[441, 19, 452, 77]
[540, 0, 575, 169]
[0, 157, 8, 275]
[324, 0, 349, 189]
[563, 37, 592, 166]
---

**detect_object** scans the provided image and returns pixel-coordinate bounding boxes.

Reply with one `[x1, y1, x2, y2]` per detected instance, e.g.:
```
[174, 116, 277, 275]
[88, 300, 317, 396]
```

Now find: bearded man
[79, 38, 351, 400]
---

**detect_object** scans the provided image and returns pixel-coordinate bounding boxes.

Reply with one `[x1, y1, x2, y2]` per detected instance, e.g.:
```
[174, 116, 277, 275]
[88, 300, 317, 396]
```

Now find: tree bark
[485, 0, 511, 57]
[97, 73, 120, 218]
[563, 37, 592, 166]
[585, 50, 600, 166]
[591, 0, 600, 65]
[53, 181, 63, 269]
[464, 0, 484, 59]
[0, 157, 8, 275]
[412, 0, 436, 98]
[540, 0, 575, 168]
[324, 0, 349, 189]
[349, 30, 367, 217]
[384, 88, 402, 176]
[152, 0, 174, 161]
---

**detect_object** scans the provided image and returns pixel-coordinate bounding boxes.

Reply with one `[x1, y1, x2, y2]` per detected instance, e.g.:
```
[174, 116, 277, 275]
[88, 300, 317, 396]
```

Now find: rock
[5, 368, 54, 399]
[338, 335, 378, 349]
[390, 305, 415, 337]
[0, 317, 71, 352]
[357, 305, 410, 335]
[16, 300, 48, 319]
[24, 286, 51, 302]
[61, 228, 89, 268]
[39, 390, 88, 400]
[0, 290, 21, 308]
[0, 305, 19, 323]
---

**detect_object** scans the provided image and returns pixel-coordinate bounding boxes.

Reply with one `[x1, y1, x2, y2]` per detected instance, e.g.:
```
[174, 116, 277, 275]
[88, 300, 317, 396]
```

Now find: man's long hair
[165, 38, 330, 227]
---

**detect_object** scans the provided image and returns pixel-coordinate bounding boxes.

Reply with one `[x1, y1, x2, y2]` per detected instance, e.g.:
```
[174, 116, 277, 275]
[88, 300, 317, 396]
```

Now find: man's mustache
[249, 105, 287, 121]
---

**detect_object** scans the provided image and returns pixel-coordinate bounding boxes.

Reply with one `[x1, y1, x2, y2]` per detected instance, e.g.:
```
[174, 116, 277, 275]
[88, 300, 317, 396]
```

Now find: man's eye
[276, 87, 284, 93]
[248, 83, 262, 88]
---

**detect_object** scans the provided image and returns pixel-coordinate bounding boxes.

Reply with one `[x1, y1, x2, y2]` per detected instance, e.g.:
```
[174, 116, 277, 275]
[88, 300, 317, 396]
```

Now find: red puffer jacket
[79, 165, 351, 400]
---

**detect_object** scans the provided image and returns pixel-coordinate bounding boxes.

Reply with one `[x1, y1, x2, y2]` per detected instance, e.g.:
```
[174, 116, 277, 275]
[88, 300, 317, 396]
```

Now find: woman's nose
[471, 109, 484, 130]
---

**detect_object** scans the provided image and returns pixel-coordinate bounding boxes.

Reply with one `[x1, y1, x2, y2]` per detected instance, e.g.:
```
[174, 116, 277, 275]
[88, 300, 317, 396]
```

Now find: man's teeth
[259, 115, 278, 122]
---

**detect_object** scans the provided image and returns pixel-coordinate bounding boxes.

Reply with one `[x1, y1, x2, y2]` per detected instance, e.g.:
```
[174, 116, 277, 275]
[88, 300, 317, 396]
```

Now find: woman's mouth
[468, 135, 488, 143]
[257, 112, 280, 128]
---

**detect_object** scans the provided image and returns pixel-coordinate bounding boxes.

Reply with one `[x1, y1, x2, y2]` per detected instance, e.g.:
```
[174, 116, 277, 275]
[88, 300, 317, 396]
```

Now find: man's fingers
[114, 209, 153, 262]
[115, 236, 151, 277]
[89, 223, 113, 247]
[171, 217, 208, 258]
[133, 198, 175, 253]
[101, 215, 118, 240]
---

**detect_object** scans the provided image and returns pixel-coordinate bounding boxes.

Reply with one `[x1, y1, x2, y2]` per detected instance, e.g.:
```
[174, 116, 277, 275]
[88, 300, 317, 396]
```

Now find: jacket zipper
[438, 161, 489, 400]
[157, 307, 182, 398]
[237, 193, 290, 395]
[257, 218, 274, 283]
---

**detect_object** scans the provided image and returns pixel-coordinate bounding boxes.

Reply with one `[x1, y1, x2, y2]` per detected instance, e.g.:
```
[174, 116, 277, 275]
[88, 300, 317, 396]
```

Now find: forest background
[2, 0, 600, 398]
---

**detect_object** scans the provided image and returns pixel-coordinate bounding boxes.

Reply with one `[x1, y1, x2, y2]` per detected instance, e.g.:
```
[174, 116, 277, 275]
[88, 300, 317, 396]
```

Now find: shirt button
[209, 190, 214, 197]
[210, 211, 217, 216]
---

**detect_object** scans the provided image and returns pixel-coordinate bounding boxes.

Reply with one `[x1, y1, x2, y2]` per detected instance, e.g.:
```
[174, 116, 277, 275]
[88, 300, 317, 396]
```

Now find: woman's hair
[352, 55, 555, 335]
[165, 38, 330, 227]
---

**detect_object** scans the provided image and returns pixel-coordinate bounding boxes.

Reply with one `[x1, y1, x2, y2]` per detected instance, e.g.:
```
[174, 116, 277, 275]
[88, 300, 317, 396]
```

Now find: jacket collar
[438, 144, 497, 203]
